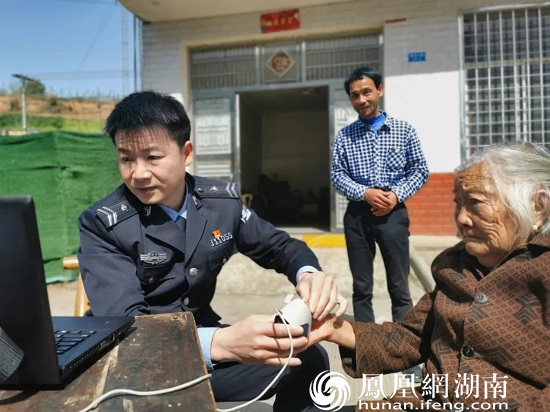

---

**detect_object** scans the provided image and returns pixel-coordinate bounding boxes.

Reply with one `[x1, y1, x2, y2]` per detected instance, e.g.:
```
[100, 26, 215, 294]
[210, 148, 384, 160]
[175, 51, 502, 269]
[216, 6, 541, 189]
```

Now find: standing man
[78, 91, 346, 412]
[331, 66, 428, 323]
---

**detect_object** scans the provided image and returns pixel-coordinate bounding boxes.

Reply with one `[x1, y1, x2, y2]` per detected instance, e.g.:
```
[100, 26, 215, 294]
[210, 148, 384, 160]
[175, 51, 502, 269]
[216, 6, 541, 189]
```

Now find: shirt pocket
[386, 148, 406, 171]
[207, 244, 233, 277]
[136, 262, 175, 288]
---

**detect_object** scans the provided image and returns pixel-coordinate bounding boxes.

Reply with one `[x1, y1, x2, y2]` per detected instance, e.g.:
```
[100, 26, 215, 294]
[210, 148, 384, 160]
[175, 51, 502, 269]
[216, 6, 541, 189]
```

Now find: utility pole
[121, 7, 130, 96]
[11, 73, 39, 134]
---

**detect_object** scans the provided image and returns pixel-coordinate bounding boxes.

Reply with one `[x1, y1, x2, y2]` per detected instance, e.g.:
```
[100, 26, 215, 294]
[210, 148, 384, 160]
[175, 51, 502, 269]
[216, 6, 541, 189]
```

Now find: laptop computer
[0, 195, 134, 388]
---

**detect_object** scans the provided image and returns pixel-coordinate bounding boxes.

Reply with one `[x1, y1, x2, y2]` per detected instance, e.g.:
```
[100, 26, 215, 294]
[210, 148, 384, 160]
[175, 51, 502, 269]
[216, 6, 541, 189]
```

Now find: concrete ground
[46, 234, 459, 410]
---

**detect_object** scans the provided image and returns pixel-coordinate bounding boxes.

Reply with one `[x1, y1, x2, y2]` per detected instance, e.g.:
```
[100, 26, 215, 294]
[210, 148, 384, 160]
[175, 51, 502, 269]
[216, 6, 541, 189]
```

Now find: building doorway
[239, 86, 330, 230]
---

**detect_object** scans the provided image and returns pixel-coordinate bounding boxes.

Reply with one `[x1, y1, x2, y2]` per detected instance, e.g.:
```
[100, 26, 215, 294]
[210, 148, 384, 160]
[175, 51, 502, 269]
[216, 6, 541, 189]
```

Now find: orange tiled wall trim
[406, 173, 457, 236]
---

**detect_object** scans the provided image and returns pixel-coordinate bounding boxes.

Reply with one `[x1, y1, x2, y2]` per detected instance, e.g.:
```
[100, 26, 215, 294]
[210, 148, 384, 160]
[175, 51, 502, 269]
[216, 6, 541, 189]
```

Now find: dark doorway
[239, 86, 330, 230]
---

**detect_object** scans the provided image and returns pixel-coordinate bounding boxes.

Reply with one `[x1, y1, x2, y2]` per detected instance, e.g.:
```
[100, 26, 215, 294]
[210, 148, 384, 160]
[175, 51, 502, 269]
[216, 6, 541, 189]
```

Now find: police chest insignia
[210, 230, 233, 247]
[140, 251, 168, 265]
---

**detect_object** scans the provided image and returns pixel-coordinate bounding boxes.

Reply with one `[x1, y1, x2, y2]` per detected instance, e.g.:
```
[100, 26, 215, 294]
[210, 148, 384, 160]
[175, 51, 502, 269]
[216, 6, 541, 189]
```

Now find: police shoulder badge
[96, 200, 137, 228]
[241, 207, 251, 224]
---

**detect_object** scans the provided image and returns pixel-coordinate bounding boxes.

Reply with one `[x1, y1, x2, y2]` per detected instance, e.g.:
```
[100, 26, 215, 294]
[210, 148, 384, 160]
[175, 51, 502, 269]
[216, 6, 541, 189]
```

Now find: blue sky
[0, 0, 136, 98]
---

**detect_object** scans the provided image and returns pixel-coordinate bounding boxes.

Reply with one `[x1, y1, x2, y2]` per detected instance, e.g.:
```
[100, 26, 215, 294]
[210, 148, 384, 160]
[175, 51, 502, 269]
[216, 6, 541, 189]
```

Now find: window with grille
[190, 34, 381, 90]
[191, 47, 257, 89]
[461, 6, 550, 157]
[305, 35, 381, 81]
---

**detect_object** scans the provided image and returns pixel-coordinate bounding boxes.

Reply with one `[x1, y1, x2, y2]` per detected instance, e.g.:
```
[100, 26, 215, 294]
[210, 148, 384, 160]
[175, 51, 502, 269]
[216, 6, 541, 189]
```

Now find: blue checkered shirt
[331, 113, 429, 203]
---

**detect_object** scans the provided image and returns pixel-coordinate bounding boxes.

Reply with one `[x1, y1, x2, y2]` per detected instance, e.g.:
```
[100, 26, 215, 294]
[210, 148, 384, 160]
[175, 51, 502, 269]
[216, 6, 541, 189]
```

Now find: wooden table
[0, 313, 216, 411]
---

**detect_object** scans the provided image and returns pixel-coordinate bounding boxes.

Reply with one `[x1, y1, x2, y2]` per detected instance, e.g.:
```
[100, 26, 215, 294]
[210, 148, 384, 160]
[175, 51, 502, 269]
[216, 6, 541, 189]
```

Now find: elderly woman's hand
[308, 315, 337, 346]
[308, 315, 356, 349]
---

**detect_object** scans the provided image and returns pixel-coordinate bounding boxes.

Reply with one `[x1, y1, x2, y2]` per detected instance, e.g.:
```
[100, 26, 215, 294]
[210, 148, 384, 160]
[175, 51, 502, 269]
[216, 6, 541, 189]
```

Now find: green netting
[0, 131, 120, 282]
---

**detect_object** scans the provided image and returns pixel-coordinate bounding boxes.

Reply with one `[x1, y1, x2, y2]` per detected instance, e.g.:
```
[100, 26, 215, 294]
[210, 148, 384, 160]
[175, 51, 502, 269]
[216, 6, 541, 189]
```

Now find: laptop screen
[0, 196, 134, 388]
[0, 196, 62, 384]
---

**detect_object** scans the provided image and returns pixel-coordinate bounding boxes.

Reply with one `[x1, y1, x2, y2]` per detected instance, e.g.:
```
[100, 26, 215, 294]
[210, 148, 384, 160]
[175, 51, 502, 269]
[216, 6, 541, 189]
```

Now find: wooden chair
[62, 256, 90, 316]
[240, 193, 254, 208]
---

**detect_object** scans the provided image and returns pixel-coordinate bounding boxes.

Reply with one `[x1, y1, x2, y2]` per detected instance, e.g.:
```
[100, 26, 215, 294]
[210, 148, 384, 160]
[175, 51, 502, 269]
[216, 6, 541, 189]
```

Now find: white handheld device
[274, 298, 312, 338]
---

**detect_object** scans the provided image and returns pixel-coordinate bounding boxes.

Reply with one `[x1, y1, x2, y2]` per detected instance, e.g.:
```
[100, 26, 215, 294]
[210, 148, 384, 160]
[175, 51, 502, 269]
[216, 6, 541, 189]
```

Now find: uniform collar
[158, 186, 189, 222]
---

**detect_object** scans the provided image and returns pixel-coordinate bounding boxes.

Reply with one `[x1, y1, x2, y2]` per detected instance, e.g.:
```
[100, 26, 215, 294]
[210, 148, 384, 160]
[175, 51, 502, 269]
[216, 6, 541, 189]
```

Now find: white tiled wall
[139, 0, 547, 174]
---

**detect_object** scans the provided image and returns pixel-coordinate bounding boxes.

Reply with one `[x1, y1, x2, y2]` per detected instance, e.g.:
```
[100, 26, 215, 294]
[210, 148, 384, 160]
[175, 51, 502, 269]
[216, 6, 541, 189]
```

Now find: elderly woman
[311, 143, 550, 411]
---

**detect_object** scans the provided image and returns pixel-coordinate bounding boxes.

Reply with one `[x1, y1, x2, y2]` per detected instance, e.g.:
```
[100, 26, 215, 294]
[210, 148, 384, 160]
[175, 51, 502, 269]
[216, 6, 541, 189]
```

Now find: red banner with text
[261, 9, 300, 33]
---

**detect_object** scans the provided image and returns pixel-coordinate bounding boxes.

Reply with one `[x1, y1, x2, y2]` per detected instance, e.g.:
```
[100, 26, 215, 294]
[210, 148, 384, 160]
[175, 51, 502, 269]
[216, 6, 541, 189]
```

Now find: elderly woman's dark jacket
[341, 234, 549, 411]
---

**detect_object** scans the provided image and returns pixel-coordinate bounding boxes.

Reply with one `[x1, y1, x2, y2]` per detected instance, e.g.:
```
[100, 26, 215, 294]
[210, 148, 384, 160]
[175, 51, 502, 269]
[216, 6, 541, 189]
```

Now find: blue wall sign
[408, 51, 426, 63]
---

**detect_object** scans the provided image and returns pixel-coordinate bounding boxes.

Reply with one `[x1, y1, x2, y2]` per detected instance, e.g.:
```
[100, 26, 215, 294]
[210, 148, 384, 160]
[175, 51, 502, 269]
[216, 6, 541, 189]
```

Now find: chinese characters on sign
[260, 9, 300, 33]
[308, 371, 511, 411]
[357, 373, 508, 411]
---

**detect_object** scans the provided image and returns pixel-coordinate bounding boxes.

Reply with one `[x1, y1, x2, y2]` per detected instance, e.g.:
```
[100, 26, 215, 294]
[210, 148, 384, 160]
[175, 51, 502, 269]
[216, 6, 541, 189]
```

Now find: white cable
[76, 308, 294, 412]
[216, 308, 294, 412]
[77, 373, 212, 412]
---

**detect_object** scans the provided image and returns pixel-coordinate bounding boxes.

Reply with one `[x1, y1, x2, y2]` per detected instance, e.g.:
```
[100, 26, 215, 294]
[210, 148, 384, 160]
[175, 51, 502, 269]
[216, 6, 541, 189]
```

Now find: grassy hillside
[0, 94, 117, 134]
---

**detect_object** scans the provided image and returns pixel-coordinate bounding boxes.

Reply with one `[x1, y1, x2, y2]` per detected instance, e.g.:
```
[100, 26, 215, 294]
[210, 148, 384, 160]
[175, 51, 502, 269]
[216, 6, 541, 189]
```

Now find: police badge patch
[140, 251, 168, 265]
[210, 230, 233, 247]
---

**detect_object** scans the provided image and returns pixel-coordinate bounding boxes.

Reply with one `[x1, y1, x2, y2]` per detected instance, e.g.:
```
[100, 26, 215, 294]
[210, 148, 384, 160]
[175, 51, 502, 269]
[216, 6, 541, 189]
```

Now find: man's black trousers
[343, 201, 413, 323]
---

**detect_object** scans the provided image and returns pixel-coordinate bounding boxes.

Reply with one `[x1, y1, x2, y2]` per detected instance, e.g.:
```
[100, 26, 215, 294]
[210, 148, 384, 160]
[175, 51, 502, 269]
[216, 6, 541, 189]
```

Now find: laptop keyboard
[54, 330, 96, 355]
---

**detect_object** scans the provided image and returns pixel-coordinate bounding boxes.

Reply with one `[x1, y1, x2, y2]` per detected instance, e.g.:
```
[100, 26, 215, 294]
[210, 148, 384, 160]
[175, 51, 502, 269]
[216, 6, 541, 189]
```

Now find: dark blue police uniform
[77, 174, 328, 411]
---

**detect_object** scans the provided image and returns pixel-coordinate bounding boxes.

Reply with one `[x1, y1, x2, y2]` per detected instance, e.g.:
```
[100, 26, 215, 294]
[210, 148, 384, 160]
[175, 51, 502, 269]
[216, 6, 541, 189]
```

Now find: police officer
[78, 91, 347, 411]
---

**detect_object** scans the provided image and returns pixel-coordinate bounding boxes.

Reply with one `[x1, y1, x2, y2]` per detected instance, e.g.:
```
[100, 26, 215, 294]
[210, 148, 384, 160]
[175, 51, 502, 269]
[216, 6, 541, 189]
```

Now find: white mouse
[274, 298, 312, 338]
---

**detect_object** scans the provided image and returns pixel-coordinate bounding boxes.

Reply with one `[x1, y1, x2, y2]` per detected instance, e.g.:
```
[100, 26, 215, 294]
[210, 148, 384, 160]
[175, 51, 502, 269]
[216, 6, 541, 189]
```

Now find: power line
[75, 6, 115, 73]
[20, 0, 132, 96]
[121, 7, 130, 95]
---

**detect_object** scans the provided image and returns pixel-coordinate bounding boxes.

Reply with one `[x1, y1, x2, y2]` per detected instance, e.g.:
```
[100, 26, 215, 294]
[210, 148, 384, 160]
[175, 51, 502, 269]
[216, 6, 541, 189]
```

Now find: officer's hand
[364, 188, 392, 209]
[296, 272, 348, 321]
[210, 315, 308, 366]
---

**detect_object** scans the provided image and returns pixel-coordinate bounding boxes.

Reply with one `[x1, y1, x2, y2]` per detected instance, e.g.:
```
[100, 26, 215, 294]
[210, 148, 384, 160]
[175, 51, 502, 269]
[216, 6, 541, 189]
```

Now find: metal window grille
[305, 35, 381, 81]
[190, 34, 381, 90]
[191, 47, 257, 89]
[461, 5, 550, 157]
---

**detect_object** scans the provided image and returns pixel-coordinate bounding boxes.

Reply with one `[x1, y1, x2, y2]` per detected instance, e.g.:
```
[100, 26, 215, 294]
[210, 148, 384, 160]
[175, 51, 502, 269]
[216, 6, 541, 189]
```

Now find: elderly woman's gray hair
[455, 143, 550, 239]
